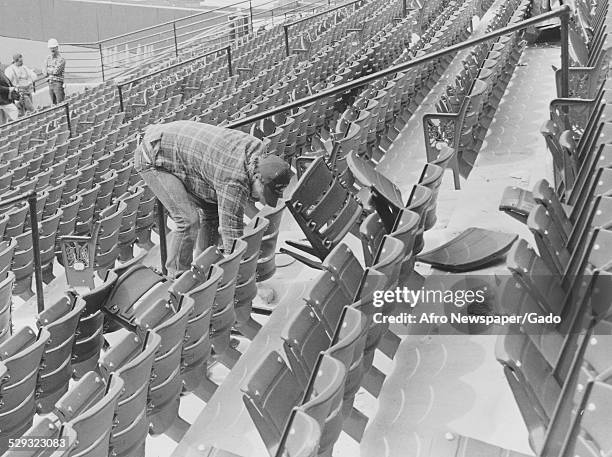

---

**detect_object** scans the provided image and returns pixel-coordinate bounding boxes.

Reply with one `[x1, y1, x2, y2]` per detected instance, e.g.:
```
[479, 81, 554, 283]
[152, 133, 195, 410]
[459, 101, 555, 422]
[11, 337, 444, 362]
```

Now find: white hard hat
[47, 38, 59, 48]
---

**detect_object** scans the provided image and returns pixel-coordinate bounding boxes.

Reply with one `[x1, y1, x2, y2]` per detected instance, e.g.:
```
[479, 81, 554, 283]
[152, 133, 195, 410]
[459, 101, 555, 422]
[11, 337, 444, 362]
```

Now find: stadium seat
[282, 304, 332, 387]
[0, 239, 17, 281]
[35, 294, 86, 413]
[12, 229, 34, 300]
[325, 306, 368, 417]
[285, 157, 363, 263]
[297, 354, 347, 457]
[2, 417, 77, 457]
[256, 204, 286, 282]
[0, 271, 15, 344]
[134, 296, 193, 435]
[53, 371, 124, 457]
[72, 271, 118, 378]
[234, 217, 269, 337]
[99, 330, 161, 457]
[274, 409, 321, 457]
[0, 326, 50, 453]
[560, 380, 612, 457]
[241, 350, 304, 454]
[175, 265, 222, 392]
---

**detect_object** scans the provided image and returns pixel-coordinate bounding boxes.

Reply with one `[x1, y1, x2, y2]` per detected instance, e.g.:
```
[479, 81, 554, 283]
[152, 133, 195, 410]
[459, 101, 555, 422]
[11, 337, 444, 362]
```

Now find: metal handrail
[0, 192, 44, 312]
[63, 0, 256, 47]
[229, 7, 571, 129]
[116, 45, 233, 112]
[1, 102, 72, 133]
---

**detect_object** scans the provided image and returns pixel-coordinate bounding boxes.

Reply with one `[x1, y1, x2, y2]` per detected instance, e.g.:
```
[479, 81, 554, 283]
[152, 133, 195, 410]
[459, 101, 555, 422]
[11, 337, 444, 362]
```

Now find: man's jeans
[16, 92, 34, 116]
[49, 81, 65, 105]
[0, 103, 18, 124]
[137, 166, 221, 276]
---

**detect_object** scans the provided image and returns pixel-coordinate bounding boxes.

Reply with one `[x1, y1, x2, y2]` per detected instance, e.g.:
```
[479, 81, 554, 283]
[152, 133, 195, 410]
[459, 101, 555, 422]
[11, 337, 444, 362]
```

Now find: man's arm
[4, 67, 17, 86]
[26, 66, 37, 83]
[42, 57, 49, 76]
[0, 77, 16, 101]
[217, 180, 249, 253]
[54, 57, 66, 77]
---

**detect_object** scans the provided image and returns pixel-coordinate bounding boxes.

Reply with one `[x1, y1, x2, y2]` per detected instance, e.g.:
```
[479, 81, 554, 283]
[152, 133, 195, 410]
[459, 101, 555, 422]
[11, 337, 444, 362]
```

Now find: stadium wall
[0, 0, 202, 43]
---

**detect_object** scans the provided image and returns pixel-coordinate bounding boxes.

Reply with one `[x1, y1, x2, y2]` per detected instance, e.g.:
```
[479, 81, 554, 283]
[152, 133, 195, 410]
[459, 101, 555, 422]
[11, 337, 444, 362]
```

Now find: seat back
[136, 296, 193, 434]
[0, 239, 17, 280]
[561, 380, 612, 457]
[256, 204, 286, 281]
[36, 295, 86, 413]
[181, 266, 222, 390]
[57, 372, 124, 457]
[372, 235, 406, 289]
[322, 242, 364, 301]
[0, 272, 15, 344]
[527, 204, 571, 278]
[496, 329, 563, 447]
[326, 306, 368, 404]
[281, 305, 331, 387]
[216, 239, 248, 287]
[359, 212, 386, 266]
[99, 330, 160, 455]
[347, 150, 404, 209]
[241, 216, 269, 260]
[3, 418, 77, 457]
[288, 158, 362, 260]
[304, 270, 355, 336]
[73, 271, 119, 378]
[241, 351, 303, 453]
[290, 157, 335, 213]
[298, 354, 346, 456]
[0, 326, 49, 412]
[193, 246, 224, 277]
[351, 268, 392, 370]
[274, 409, 321, 457]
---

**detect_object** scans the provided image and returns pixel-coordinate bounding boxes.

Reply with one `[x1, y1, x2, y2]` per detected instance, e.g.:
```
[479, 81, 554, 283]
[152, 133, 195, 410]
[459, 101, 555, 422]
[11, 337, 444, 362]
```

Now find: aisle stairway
[356, 43, 561, 457]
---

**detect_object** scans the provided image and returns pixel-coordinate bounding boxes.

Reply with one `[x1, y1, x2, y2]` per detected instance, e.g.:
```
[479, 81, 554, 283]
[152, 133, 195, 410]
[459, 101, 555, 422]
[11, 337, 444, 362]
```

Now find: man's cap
[12, 53, 22, 63]
[259, 154, 293, 207]
[47, 38, 59, 48]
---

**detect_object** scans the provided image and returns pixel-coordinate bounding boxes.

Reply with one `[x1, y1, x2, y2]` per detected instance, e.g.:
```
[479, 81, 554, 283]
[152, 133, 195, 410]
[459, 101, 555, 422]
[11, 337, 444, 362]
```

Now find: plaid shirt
[44, 55, 65, 83]
[140, 121, 266, 251]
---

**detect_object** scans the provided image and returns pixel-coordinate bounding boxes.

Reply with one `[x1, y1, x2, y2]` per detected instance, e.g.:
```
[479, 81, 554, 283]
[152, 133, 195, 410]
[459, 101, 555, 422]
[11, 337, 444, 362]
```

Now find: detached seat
[284, 157, 363, 265]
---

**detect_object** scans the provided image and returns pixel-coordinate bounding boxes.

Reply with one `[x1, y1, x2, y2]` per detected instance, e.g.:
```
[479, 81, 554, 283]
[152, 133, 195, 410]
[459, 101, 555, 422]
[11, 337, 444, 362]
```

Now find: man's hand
[244, 199, 260, 219]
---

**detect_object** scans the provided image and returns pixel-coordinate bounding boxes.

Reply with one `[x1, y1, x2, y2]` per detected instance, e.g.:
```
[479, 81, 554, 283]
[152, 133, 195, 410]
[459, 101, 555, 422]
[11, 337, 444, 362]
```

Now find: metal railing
[0, 192, 44, 313]
[1, 102, 72, 134]
[116, 45, 233, 112]
[57, 0, 346, 82]
[227, 7, 571, 129]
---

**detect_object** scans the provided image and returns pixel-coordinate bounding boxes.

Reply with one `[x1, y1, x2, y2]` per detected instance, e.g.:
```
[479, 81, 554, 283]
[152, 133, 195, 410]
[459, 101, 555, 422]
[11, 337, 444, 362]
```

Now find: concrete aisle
[354, 45, 560, 457]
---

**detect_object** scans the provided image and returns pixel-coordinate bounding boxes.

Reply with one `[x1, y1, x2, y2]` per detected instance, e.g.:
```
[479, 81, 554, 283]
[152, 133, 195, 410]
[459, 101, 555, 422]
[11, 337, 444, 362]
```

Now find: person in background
[4, 53, 37, 116]
[133, 120, 293, 278]
[0, 65, 20, 124]
[43, 38, 66, 105]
